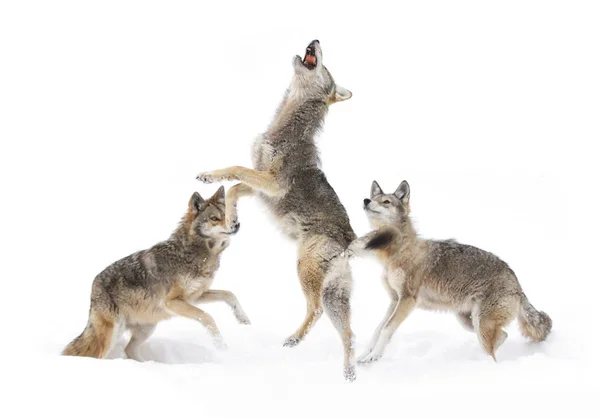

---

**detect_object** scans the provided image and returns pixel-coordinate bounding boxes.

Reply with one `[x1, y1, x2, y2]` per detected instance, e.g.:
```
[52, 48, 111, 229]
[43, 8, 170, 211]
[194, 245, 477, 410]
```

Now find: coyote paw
[339, 247, 355, 260]
[283, 337, 301, 348]
[196, 172, 216, 184]
[125, 350, 144, 362]
[357, 351, 381, 364]
[235, 312, 251, 325]
[226, 215, 239, 230]
[225, 221, 241, 235]
[213, 338, 228, 350]
[344, 365, 357, 382]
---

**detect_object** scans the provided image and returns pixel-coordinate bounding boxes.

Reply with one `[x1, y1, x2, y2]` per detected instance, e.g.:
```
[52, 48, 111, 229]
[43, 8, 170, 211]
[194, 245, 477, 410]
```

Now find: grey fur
[196, 40, 357, 380]
[62, 187, 249, 360]
[348, 180, 552, 364]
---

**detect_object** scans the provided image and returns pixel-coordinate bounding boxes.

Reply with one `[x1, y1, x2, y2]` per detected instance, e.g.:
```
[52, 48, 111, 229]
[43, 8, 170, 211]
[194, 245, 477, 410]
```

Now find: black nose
[310, 39, 320, 46]
[233, 222, 240, 232]
[364, 198, 371, 207]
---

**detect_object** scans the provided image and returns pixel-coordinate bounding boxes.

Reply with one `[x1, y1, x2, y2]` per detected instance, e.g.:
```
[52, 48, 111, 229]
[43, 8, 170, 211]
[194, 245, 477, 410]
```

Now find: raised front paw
[196, 172, 216, 184]
[226, 221, 241, 235]
[357, 351, 382, 364]
[345, 243, 359, 258]
[340, 249, 354, 259]
[235, 311, 251, 325]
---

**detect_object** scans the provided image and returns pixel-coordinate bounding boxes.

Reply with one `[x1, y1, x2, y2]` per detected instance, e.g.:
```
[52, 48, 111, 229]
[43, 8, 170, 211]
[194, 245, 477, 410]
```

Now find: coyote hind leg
[473, 300, 517, 361]
[125, 324, 156, 361]
[283, 254, 324, 347]
[456, 312, 475, 332]
[323, 265, 356, 382]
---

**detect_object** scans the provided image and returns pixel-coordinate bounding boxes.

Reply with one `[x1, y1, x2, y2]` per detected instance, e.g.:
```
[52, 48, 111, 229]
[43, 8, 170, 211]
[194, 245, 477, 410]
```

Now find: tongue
[304, 55, 316, 66]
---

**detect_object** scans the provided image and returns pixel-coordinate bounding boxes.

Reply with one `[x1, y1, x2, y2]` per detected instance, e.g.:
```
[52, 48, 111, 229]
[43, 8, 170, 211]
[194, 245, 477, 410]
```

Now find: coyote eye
[210, 216, 219, 222]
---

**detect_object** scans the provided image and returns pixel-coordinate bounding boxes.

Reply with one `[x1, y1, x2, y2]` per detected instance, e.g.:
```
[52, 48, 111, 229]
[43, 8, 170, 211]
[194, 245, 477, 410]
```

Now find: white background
[1, 1, 599, 416]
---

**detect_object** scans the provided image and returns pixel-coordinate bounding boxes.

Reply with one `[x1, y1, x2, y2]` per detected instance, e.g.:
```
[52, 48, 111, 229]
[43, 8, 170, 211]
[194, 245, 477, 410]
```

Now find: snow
[1, 1, 599, 417]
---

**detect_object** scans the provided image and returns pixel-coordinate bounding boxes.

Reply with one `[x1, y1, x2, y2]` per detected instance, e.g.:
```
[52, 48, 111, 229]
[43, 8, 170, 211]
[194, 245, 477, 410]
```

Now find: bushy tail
[62, 310, 115, 358]
[518, 293, 552, 342]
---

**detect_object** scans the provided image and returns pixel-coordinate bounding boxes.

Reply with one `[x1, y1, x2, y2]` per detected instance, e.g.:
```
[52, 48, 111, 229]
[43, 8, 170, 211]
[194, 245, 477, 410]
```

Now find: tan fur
[225, 183, 253, 228]
[351, 180, 551, 364]
[293, 245, 326, 340]
[199, 166, 282, 196]
[196, 40, 358, 380]
[62, 310, 115, 358]
[63, 188, 249, 360]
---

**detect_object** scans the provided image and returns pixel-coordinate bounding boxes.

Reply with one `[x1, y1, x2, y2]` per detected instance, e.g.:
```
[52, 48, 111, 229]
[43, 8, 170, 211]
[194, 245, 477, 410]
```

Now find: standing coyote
[196, 40, 357, 380]
[346, 180, 552, 364]
[62, 187, 250, 360]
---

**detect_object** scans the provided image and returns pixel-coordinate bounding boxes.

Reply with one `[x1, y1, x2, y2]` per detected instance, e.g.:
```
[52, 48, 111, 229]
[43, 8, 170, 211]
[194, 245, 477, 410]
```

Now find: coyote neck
[390, 217, 422, 254]
[252, 94, 329, 173]
[170, 218, 219, 254]
[265, 97, 328, 166]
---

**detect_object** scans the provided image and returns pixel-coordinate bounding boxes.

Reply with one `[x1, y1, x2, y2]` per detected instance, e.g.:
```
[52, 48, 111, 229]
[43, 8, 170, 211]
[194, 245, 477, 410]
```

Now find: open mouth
[302, 42, 318, 70]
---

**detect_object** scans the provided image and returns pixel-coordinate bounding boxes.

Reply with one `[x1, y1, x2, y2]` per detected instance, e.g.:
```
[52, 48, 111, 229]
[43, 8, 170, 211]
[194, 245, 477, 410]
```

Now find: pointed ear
[394, 180, 410, 205]
[210, 185, 226, 205]
[371, 180, 383, 198]
[189, 192, 205, 214]
[333, 85, 352, 102]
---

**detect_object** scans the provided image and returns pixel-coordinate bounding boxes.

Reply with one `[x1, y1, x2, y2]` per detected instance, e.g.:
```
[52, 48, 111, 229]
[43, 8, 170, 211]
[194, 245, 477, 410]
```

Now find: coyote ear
[333, 85, 352, 102]
[371, 180, 384, 198]
[189, 192, 205, 214]
[394, 180, 410, 205]
[210, 186, 226, 205]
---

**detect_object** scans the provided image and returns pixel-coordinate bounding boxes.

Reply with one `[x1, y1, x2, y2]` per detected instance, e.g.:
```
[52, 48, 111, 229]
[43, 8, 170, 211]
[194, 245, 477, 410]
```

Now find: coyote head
[186, 187, 239, 238]
[290, 40, 352, 105]
[363, 180, 411, 228]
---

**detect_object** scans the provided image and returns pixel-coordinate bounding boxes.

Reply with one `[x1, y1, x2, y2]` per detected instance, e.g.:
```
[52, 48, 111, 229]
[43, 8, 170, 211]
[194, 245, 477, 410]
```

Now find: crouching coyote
[63, 187, 250, 360]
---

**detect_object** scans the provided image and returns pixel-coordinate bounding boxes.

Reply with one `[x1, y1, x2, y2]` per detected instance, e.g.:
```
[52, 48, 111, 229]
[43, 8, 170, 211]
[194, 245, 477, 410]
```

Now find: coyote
[62, 187, 250, 360]
[197, 40, 357, 380]
[345, 180, 552, 364]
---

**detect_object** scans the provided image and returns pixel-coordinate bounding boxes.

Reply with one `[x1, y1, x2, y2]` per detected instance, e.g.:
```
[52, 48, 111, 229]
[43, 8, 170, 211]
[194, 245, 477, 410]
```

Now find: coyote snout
[289, 39, 352, 104]
[293, 39, 321, 71]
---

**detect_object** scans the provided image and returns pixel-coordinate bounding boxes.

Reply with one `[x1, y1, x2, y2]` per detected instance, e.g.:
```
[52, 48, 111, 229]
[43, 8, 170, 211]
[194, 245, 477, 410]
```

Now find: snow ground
[1, 1, 599, 417]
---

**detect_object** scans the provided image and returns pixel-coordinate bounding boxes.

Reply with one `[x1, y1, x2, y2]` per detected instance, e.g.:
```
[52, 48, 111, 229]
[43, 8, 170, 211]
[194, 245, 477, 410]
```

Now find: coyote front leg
[343, 228, 398, 258]
[165, 298, 226, 349]
[224, 183, 253, 229]
[358, 295, 416, 364]
[197, 166, 282, 196]
[343, 231, 379, 257]
[194, 289, 251, 325]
